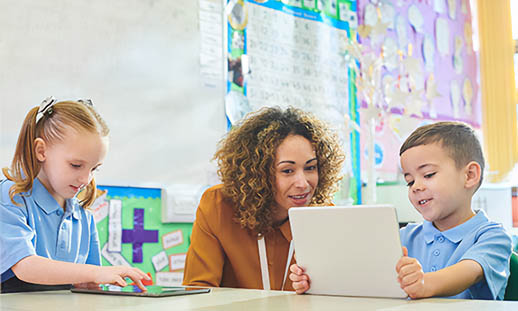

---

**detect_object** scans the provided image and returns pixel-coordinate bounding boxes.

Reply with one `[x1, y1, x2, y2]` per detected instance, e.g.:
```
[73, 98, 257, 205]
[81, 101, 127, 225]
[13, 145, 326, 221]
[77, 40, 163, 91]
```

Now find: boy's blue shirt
[0, 178, 101, 283]
[400, 210, 512, 300]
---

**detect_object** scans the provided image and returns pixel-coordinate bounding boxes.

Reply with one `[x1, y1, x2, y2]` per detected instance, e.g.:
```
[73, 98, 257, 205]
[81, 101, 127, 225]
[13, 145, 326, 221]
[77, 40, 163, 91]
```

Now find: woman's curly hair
[214, 106, 345, 234]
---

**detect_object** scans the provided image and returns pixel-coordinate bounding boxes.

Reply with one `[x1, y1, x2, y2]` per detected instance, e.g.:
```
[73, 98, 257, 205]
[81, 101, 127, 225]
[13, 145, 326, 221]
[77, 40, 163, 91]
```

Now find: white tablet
[289, 205, 407, 298]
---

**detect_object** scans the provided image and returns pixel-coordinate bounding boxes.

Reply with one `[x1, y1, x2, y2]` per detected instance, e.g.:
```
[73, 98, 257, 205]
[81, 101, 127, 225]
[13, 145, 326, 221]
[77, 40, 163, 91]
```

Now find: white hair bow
[35, 96, 57, 124]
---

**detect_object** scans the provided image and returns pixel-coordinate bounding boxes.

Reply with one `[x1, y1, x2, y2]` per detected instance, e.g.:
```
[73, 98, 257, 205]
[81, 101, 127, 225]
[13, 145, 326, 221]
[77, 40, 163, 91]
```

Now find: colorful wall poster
[355, 0, 479, 180]
[225, 0, 361, 203]
[93, 185, 192, 286]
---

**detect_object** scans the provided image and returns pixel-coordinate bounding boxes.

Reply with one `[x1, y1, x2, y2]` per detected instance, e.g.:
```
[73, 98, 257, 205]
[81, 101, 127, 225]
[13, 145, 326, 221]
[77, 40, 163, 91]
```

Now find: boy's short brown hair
[400, 121, 485, 189]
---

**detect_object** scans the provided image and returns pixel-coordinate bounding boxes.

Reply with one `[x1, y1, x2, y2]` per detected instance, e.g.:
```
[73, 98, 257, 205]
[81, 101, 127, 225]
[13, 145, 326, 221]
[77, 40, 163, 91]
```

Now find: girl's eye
[305, 165, 317, 171]
[281, 169, 293, 174]
[406, 181, 414, 187]
[71, 164, 81, 169]
[424, 172, 436, 178]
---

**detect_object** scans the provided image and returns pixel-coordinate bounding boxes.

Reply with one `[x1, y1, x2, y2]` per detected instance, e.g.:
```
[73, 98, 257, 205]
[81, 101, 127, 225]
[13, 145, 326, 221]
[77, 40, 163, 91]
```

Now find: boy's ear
[464, 161, 481, 189]
[34, 138, 47, 162]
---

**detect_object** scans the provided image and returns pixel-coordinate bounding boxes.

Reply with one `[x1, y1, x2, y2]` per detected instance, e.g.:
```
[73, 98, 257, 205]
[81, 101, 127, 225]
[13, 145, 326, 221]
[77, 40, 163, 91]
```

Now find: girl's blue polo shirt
[0, 178, 101, 283]
[400, 210, 512, 300]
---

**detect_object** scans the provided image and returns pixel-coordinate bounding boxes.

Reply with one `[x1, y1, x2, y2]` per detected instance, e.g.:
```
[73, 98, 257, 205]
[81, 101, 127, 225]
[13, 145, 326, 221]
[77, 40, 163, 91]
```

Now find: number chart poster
[225, 0, 362, 203]
[92, 185, 192, 286]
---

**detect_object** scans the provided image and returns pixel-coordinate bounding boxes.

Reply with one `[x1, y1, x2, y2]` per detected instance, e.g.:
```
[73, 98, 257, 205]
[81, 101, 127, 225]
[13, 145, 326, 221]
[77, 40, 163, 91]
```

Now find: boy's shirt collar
[32, 178, 81, 220]
[422, 209, 488, 244]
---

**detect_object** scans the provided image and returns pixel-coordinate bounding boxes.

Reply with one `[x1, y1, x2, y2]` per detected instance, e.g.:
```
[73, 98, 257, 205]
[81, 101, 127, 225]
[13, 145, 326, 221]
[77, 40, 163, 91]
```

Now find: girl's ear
[34, 138, 47, 162]
[465, 161, 481, 189]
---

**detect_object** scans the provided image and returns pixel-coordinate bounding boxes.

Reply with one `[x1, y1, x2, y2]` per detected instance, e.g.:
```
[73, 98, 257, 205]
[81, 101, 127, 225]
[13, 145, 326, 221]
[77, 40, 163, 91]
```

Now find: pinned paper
[169, 253, 187, 271]
[108, 199, 122, 252]
[436, 18, 450, 57]
[152, 251, 169, 272]
[91, 190, 108, 223]
[339, 3, 357, 29]
[102, 243, 131, 267]
[395, 14, 408, 48]
[450, 80, 461, 118]
[433, 0, 445, 13]
[463, 78, 473, 116]
[162, 230, 184, 249]
[156, 272, 184, 287]
[408, 5, 424, 33]
[447, 0, 456, 20]
[422, 36, 435, 72]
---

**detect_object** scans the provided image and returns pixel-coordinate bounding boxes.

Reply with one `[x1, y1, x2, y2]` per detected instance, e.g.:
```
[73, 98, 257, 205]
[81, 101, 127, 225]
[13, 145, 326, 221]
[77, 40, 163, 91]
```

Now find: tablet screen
[71, 285, 211, 297]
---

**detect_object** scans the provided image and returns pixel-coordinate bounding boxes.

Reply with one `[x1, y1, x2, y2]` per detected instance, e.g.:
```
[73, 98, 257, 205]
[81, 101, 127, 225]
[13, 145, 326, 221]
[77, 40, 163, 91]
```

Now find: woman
[183, 106, 345, 291]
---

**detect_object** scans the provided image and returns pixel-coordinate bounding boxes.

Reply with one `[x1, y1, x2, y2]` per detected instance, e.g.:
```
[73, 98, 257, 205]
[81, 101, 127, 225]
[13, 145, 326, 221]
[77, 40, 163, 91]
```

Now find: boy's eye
[406, 181, 414, 187]
[424, 172, 436, 178]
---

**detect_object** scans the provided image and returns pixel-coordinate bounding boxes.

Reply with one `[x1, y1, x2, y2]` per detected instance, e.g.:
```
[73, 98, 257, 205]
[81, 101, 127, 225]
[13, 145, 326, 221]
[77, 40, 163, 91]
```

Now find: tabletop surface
[1, 287, 517, 311]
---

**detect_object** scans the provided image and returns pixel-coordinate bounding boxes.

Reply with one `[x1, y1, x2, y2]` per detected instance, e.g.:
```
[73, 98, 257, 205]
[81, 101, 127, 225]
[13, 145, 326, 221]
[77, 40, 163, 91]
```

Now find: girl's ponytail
[2, 107, 41, 205]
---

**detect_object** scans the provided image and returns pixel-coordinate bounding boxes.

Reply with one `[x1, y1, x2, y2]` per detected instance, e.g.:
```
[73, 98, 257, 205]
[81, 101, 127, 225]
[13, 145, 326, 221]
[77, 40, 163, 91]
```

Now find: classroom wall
[0, 0, 226, 188]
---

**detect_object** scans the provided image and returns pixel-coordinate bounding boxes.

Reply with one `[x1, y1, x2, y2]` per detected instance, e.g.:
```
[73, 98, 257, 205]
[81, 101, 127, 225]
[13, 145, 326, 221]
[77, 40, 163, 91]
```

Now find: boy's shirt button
[433, 249, 440, 256]
[431, 266, 437, 272]
[437, 236, 445, 243]
[56, 209, 63, 216]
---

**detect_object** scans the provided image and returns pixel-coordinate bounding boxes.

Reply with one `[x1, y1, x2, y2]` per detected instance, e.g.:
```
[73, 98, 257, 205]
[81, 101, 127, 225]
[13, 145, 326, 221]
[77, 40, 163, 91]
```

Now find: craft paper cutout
[450, 80, 461, 118]
[382, 37, 398, 70]
[395, 14, 408, 48]
[434, 0, 445, 13]
[422, 35, 435, 72]
[447, 0, 456, 20]
[436, 17, 450, 56]
[380, 3, 395, 29]
[108, 199, 122, 252]
[463, 78, 473, 116]
[122, 208, 159, 263]
[364, 3, 378, 27]
[453, 35, 464, 74]
[408, 5, 424, 33]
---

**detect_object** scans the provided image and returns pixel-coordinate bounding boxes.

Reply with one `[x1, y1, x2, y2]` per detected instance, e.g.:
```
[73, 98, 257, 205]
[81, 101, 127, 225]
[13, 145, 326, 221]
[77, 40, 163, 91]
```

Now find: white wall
[0, 0, 226, 187]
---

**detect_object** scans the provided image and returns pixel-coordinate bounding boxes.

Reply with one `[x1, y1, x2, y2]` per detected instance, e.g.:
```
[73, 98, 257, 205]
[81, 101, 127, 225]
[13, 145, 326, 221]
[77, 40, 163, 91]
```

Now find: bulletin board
[355, 0, 479, 180]
[92, 185, 192, 286]
[224, 0, 362, 203]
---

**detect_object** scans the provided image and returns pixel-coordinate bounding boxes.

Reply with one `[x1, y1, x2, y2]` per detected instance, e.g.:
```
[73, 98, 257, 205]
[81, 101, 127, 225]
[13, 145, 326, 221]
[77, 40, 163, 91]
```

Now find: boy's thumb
[402, 246, 408, 257]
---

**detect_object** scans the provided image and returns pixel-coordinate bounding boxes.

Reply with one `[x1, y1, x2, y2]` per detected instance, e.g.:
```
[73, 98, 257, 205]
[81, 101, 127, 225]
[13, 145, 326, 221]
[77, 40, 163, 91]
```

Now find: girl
[0, 97, 149, 293]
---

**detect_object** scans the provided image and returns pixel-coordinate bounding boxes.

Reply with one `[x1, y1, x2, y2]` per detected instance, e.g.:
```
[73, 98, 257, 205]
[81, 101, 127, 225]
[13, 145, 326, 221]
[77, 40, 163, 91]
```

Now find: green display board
[93, 185, 192, 285]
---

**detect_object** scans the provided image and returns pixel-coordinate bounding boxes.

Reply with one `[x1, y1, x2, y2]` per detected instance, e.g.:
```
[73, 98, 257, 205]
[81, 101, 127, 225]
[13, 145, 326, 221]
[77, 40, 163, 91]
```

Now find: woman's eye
[71, 164, 81, 168]
[281, 169, 293, 174]
[305, 165, 317, 171]
[424, 172, 436, 178]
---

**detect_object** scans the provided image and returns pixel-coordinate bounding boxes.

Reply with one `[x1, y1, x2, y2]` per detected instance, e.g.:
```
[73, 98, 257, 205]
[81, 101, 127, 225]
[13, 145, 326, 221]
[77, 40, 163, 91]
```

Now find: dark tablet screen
[71, 285, 211, 297]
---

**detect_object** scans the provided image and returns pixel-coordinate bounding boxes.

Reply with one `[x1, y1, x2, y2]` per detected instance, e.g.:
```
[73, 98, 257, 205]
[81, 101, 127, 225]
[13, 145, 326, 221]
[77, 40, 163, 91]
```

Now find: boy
[290, 121, 512, 299]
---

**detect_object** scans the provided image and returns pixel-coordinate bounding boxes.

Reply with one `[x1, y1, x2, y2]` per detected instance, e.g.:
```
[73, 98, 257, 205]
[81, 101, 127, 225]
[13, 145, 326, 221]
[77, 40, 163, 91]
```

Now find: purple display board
[356, 0, 479, 179]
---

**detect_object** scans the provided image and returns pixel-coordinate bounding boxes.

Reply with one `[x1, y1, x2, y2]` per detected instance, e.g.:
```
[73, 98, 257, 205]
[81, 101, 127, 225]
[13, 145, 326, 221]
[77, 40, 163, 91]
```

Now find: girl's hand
[94, 266, 150, 291]
[289, 264, 311, 294]
[396, 247, 426, 299]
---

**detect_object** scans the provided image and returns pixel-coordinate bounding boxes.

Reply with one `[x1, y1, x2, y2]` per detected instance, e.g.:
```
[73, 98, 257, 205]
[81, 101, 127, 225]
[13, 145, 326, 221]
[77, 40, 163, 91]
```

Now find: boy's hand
[94, 266, 150, 291]
[396, 247, 426, 299]
[289, 264, 310, 294]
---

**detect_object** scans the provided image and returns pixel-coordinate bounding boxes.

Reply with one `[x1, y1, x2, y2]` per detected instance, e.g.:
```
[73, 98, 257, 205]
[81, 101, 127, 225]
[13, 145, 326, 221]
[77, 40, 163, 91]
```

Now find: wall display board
[93, 185, 192, 286]
[355, 0, 479, 180]
[225, 0, 361, 203]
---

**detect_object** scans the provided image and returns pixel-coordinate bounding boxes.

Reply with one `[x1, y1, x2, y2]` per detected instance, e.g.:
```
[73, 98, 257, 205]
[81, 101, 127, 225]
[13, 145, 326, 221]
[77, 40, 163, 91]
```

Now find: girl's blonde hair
[2, 99, 109, 208]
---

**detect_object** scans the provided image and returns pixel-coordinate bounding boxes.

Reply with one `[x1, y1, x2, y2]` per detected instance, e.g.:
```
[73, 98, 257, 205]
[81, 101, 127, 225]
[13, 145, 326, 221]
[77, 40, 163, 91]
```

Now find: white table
[1, 287, 517, 311]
